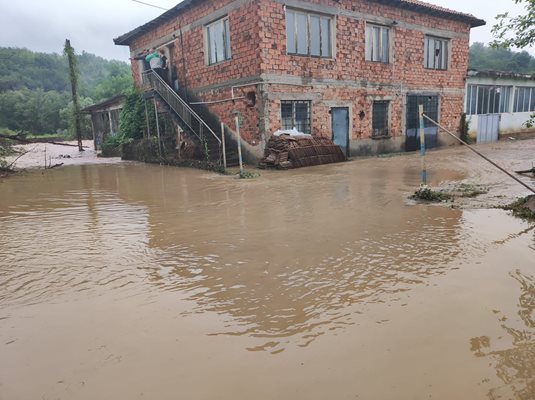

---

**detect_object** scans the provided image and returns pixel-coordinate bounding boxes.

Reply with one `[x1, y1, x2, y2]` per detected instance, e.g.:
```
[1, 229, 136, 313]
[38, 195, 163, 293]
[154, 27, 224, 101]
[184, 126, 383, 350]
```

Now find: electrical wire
[131, 0, 168, 11]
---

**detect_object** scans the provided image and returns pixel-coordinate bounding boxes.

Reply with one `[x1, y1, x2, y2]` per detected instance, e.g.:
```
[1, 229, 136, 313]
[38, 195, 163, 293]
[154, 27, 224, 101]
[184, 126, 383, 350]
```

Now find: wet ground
[1, 139, 534, 400]
[6, 140, 121, 169]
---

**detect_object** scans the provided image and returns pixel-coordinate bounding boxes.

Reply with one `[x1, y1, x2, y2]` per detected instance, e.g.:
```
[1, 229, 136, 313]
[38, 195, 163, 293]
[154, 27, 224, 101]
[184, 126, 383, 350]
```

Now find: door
[406, 95, 439, 152]
[477, 114, 500, 143]
[332, 107, 349, 157]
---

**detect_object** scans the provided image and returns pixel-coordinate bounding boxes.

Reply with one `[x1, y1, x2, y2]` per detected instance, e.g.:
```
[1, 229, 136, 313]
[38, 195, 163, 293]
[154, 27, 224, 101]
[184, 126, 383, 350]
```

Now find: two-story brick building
[115, 0, 484, 161]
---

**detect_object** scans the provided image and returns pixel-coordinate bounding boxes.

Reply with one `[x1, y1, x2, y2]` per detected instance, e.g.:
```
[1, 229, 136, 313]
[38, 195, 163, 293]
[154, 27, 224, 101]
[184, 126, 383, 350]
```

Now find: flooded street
[1, 140, 534, 400]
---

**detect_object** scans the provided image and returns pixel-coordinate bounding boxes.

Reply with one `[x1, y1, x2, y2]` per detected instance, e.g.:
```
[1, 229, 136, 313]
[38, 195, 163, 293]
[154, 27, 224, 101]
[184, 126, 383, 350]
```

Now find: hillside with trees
[0, 47, 132, 137]
[469, 42, 535, 74]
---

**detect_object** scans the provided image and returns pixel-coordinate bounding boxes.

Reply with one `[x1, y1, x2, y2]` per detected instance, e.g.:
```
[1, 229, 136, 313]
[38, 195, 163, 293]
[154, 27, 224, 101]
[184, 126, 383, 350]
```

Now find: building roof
[468, 69, 535, 81]
[114, 0, 485, 46]
[81, 95, 125, 114]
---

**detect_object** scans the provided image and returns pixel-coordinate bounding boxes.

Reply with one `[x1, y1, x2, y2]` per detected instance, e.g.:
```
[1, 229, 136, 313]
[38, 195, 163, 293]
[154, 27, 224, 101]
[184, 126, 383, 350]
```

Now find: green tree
[492, 0, 535, 127]
[491, 0, 535, 49]
[59, 97, 94, 139]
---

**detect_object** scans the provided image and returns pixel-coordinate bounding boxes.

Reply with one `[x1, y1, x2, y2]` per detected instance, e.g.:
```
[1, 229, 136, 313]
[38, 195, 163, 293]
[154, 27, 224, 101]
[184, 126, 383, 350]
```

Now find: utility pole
[64, 39, 83, 152]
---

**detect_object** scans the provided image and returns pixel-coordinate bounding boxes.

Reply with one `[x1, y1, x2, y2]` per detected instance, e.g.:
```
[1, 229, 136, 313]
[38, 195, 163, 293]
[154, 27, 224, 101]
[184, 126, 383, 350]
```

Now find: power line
[131, 0, 168, 11]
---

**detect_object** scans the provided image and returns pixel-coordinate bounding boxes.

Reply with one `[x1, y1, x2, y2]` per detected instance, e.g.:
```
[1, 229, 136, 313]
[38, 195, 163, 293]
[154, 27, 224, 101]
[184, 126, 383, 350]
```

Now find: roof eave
[114, 0, 198, 46]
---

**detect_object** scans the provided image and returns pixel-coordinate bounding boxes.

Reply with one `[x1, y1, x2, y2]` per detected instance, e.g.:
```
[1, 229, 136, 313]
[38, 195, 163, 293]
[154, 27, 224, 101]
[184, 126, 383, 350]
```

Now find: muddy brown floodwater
[1, 140, 534, 400]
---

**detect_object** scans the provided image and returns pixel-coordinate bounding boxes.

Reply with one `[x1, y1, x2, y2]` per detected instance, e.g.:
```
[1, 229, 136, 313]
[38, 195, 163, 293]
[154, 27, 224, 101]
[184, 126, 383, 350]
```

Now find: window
[513, 87, 535, 113]
[424, 36, 449, 70]
[206, 17, 231, 65]
[466, 85, 512, 115]
[281, 101, 311, 134]
[286, 9, 332, 57]
[372, 101, 390, 137]
[365, 24, 390, 63]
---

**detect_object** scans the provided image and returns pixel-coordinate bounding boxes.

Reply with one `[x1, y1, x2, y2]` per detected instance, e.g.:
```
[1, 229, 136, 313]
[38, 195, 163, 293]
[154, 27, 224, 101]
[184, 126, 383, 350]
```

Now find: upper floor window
[206, 16, 231, 65]
[286, 9, 332, 58]
[365, 24, 390, 63]
[424, 36, 449, 70]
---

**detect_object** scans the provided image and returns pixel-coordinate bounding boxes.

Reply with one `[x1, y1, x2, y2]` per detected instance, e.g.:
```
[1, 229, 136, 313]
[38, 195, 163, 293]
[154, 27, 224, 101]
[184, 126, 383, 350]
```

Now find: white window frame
[205, 16, 231, 65]
[286, 9, 333, 58]
[365, 23, 390, 63]
[466, 84, 512, 115]
[513, 86, 535, 113]
[424, 36, 449, 70]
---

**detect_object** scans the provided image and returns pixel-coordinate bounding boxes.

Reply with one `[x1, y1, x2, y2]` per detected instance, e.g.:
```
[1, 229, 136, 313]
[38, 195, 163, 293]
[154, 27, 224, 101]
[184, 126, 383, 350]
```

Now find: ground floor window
[281, 100, 311, 134]
[513, 86, 535, 113]
[372, 101, 390, 137]
[466, 84, 512, 115]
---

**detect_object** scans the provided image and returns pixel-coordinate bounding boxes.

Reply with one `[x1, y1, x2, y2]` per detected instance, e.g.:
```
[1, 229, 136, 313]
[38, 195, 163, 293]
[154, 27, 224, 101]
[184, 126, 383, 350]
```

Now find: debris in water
[410, 187, 452, 202]
[502, 195, 535, 221]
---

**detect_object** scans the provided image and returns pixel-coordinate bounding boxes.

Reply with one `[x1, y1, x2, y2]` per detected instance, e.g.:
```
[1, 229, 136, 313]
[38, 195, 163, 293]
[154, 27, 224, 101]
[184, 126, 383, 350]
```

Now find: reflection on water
[470, 270, 535, 400]
[0, 164, 484, 353]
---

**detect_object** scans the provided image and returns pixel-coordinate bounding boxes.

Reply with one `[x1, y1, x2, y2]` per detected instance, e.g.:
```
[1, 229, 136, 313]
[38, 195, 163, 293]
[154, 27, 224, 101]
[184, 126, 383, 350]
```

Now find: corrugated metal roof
[114, 0, 485, 46]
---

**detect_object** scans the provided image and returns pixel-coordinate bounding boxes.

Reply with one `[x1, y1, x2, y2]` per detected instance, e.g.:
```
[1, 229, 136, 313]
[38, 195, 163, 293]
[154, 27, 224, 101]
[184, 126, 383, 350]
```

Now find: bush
[101, 133, 131, 157]
[459, 113, 471, 144]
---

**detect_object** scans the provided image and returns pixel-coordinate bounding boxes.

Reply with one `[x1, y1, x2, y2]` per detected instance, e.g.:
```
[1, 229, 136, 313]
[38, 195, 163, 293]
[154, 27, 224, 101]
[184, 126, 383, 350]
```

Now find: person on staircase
[145, 48, 167, 84]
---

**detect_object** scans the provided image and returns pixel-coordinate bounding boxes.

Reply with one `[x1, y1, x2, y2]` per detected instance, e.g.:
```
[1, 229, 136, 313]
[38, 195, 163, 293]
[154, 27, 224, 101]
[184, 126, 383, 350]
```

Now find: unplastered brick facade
[116, 0, 484, 158]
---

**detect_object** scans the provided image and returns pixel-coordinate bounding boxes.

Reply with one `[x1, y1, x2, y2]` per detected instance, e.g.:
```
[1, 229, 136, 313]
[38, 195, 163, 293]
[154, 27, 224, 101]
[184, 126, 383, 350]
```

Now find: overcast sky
[0, 0, 531, 61]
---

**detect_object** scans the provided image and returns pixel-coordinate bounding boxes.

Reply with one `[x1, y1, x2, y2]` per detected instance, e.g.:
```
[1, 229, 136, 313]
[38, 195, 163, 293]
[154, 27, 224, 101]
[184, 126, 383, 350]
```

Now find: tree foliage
[491, 0, 535, 50]
[0, 47, 133, 136]
[119, 88, 148, 140]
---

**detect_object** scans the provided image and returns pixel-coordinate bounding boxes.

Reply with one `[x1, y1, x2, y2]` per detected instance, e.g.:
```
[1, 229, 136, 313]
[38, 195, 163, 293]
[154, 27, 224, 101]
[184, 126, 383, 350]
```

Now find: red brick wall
[124, 0, 473, 152]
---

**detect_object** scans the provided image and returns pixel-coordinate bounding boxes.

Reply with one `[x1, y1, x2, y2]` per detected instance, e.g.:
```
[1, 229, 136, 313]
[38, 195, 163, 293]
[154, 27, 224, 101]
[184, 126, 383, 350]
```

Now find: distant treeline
[469, 42, 535, 74]
[0, 47, 132, 136]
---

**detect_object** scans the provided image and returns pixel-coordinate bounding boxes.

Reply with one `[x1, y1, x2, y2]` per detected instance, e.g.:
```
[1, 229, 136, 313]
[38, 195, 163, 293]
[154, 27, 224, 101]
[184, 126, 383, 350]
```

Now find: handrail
[141, 70, 222, 148]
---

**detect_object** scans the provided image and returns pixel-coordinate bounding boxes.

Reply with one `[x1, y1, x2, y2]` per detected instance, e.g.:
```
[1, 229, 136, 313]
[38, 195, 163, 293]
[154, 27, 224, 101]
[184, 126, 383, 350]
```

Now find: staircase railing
[142, 70, 221, 162]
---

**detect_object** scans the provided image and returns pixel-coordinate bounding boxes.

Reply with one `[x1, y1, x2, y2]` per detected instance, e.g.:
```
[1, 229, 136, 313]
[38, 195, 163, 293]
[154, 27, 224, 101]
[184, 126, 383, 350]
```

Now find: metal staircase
[142, 70, 232, 165]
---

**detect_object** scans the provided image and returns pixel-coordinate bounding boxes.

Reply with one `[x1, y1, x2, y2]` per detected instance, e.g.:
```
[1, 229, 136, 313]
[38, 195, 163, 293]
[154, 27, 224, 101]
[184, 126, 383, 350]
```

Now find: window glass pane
[214, 22, 224, 63]
[372, 101, 389, 136]
[523, 88, 530, 111]
[224, 19, 231, 59]
[286, 11, 296, 53]
[490, 87, 499, 114]
[296, 13, 308, 55]
[442, 40, 448, 69]
[477, 86, 488, 114]
[514, 89, 519, 112]
[208, 25, 217, 64]
[382, 28, 389, 62]
[294, 102, 310, 133]
[503, 87, 511, 113]
[530, 88, 535, 112]
[373, 27, 380, 61]
[434, 40, 441, 69]
[320, 18, 331, 57]
[427, 38, 434, 68]
[281, 102, 293, 130]
[310, 16, 320, 56]
[365, 25, 372, 60]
